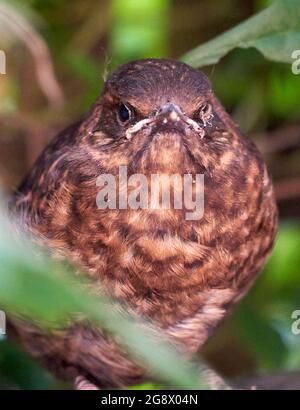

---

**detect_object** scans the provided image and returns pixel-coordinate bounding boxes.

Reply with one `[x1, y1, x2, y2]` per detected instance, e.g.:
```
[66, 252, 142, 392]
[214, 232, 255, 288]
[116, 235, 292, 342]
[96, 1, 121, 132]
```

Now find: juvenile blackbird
[9, 59, 277, 388]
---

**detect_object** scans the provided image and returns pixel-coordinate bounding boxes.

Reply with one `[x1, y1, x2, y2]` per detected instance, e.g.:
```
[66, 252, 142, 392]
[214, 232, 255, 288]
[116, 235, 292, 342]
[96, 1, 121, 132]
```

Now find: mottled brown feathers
[9, 59, 277, 387]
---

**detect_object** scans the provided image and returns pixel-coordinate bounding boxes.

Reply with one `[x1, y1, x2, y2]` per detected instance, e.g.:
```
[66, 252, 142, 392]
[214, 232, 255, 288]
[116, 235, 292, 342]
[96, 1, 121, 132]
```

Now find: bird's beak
[126, 102, 205, 140]
[155, 103, 184, 123]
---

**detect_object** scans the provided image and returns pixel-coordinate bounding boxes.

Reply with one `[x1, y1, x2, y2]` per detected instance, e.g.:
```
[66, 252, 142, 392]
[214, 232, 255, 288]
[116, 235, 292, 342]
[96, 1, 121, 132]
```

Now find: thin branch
[0, 3, 64, 107]
[235, 370, 300, 390]
[274, 176, 300, 201]
[254, 123, 300, 155]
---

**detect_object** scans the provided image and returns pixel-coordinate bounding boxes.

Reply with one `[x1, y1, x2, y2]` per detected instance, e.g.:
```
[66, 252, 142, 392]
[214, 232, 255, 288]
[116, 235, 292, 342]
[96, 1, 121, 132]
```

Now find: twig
[274, 177, 300, 201]
[0, 3, 64, 107]
[254, 123, 300, 155]
[235, 370, 300, 390]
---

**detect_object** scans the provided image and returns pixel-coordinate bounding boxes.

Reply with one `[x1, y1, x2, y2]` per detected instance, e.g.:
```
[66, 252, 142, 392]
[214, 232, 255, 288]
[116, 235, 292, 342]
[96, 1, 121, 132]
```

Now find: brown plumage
[9, 59, 277, 388]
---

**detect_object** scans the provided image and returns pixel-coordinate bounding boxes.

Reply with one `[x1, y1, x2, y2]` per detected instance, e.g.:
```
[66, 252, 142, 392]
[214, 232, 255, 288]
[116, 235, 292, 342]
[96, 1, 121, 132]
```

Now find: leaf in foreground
[182, 0, 300, 67]
[0, 211, 207, 389]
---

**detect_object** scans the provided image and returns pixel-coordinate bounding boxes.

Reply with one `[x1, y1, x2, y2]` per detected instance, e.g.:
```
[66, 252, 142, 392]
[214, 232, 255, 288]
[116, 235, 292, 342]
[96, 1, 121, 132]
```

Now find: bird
[8, 58, 277, 389]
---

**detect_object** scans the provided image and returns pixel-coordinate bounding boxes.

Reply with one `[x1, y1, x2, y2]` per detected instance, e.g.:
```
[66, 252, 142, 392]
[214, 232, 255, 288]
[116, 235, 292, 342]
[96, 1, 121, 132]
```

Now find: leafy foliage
[232, 224, 300, 371]
[182, 0, 300, 67]
[0, 209, 206, 390]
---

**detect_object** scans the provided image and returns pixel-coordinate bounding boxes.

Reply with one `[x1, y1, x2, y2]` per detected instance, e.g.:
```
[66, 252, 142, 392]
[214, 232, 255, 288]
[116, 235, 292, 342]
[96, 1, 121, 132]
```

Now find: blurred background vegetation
[0, 0, 300, 389]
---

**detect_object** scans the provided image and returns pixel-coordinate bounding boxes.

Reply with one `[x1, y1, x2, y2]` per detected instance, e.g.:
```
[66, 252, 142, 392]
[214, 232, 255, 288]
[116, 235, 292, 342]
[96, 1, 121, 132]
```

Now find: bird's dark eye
[198, 103, 213, 124]
[118, 104, 131, 123]
[200, 103, 212, 116]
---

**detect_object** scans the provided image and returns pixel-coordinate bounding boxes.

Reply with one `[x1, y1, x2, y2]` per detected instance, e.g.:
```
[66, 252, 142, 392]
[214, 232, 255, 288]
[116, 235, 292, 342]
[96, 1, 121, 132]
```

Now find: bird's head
[85, 59, 239, 176]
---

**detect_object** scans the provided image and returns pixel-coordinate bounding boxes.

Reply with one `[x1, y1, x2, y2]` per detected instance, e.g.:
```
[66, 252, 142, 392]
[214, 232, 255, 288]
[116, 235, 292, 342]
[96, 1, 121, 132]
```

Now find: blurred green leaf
[182, 0, 300, 67]
[233, 303, 288, 370]
[0, 208, 207, 390]
[268, 68, 300, 118]
[63, 51, 103, 109]
[110, 0, 170, 66]
[232, 223, 300, 371]
[129, 382, 161, 390]
[0, 340, 58, 389]
[264, 224, 300, 289]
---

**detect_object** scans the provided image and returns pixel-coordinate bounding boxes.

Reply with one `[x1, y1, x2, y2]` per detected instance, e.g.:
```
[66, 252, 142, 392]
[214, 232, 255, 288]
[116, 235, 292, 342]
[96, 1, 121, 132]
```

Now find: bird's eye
[200, 103, 212, 116]
[118, 104, 131, 123]
[199, 103, 213, 124]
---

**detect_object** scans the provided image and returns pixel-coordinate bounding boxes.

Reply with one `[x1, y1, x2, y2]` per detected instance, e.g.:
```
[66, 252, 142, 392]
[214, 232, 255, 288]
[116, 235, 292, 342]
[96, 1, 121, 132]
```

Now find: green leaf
[248, 31, 300, 63]
[233, 304, 288, 370]
[0, 208, 207, 390]
[182, 0, 300, 67]
[0, 340, 58, 389]
[264, 224, 300, 289]
[110, 0, 170, 66]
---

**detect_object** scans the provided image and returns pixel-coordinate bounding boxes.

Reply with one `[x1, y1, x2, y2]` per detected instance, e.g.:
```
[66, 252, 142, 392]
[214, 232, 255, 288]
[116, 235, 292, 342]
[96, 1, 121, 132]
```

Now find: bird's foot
[74, 375, 100, 390]
[201, 366, 232, 390]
